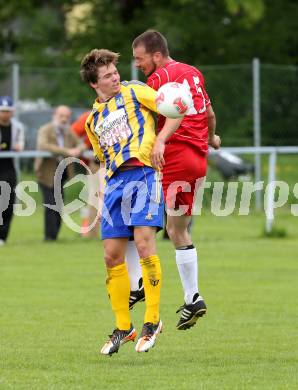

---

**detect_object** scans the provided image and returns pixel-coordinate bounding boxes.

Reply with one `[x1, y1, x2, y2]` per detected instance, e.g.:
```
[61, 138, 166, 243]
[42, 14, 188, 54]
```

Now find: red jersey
[147, 60, 210, 154]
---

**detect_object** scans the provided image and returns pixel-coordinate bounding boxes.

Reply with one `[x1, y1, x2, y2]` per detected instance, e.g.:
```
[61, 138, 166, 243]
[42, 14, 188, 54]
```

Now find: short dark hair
[132, 30, 169, 57]
[80, 49, 120, 84]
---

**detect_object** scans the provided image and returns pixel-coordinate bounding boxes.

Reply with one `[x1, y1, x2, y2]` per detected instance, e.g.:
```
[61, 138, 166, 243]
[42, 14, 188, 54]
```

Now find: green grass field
[1, 208, 298, 389]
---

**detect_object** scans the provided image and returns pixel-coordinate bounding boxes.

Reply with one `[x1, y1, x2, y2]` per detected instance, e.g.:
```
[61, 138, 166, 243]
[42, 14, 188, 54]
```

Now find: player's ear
[153, 52, 163, 63]
[89, 82, 97, 89]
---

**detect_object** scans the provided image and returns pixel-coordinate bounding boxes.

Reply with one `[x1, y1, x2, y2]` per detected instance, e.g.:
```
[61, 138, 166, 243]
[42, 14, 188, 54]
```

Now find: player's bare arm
[207, 105, 221, 149]
[97, 161, 106, 222]
[151, 117, 183, 169]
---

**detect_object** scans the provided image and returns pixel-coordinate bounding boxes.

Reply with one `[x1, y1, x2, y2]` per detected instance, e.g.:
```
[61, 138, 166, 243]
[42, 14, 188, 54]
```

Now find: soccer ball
[155, 82, 193, 118]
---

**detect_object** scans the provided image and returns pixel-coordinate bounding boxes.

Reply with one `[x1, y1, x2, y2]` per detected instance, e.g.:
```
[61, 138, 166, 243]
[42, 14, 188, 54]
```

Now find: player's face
[133, 45, 157, 77]
[93, 64, 121, 100]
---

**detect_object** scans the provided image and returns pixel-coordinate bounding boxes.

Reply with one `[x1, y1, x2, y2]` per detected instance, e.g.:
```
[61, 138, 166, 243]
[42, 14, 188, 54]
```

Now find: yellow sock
[106, 263, 131, 330]
[141, 255, 162, 324]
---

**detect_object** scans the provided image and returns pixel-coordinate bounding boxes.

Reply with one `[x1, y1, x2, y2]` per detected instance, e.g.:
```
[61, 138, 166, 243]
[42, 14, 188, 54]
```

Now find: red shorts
[161, 142, 207, 216]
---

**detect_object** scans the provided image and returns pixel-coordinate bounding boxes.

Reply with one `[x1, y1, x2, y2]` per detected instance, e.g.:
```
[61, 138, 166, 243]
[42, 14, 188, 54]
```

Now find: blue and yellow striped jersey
[85, 81, 158, 180]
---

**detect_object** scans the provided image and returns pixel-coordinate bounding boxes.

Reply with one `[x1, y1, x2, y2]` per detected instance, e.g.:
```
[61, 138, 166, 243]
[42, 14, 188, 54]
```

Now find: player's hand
[13, 144, 22, 151]
[209, 134, 221, 150]
[68, 147, 82, 157]
[151, 138, 165, 170]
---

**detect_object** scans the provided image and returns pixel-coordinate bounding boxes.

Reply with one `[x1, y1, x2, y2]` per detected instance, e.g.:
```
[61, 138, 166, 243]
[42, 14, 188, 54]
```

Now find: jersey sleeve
[147, 69, 171, 91]
[84, 113, 104, 162]
[197, 70, 211, 106]
[130, 83, 158, 113]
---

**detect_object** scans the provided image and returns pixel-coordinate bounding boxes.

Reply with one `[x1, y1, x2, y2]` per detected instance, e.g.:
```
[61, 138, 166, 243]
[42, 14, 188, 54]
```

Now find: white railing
[1, 146, 298, 233]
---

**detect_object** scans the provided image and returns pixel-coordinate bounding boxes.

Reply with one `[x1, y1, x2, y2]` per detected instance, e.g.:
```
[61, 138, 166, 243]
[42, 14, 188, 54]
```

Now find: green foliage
[1, 0, 297, 68]
[225, 0, 265, 24]
[0, 0, 33, 21]
[261, 65, 298, 146]
[0, 0, 297, 144]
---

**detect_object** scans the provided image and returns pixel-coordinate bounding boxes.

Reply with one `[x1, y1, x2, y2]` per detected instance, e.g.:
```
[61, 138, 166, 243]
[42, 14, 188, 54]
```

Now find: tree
[0, 0, 297, 145]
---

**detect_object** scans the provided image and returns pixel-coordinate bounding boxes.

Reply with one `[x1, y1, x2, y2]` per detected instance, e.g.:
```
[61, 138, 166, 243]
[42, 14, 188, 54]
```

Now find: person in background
[0, 96, 25, 246]
[71, 111, 101, 238]
[34, 105, 86, 241]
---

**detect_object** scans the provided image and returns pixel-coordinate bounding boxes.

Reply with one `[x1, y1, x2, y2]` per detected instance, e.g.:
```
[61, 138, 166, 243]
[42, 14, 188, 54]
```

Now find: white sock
[175, 247, 199, 305]
[125, 240, 142, 291]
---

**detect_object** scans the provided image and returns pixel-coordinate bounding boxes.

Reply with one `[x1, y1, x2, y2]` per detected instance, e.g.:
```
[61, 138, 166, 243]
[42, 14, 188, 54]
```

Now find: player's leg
[128, 166, 164, 352]
[167, 212, 197, 302]
[134, 226, 162, 352]
[100, 237, 137, 355]
[167, 213, 198, 303]
[166, 191, 207, 330]
[126, 238, 144, 309]
[163, 145, 208, 330]
[99, 171, 138, 355]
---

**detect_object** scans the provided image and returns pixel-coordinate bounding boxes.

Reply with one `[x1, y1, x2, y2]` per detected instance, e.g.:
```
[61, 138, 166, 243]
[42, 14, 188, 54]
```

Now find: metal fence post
[12, 63, 20, 119]
[265, 150, 277, 234]
[131, 60, 138, 80]
[12, 63, 21, 181]
[253, 58, 262, 210]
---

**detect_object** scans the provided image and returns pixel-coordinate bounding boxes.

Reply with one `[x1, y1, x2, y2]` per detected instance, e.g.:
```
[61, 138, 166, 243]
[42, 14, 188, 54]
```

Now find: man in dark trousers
[34, 105, 85, 241]
[0, 96, 25, 246]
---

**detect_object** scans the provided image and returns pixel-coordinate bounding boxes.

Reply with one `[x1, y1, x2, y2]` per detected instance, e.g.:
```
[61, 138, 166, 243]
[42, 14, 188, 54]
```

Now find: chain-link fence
[199, 63, 298, 147]
[0, 61, 297, 148]
[259, 64, 298, 146]
[201, 64, 254, 146]
[0, 64, 12, 96]
[0, 62, 132, 108]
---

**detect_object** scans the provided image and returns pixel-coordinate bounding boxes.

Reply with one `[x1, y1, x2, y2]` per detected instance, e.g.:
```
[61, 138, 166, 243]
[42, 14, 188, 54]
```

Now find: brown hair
[80, 49, 120, 84]
[132, 30, 169, 57]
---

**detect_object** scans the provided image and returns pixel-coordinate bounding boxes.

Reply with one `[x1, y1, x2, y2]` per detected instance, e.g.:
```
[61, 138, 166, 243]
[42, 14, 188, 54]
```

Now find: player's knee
[135, 239, 154, 259]
[166, 223, 189, 245]
[135, 242, 149, 259]
[166, 223, 176, 241]
[104, 252, 124, 268]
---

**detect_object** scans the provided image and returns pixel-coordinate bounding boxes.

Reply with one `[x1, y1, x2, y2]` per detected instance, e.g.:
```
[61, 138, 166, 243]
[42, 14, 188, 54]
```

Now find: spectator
[34, 105, 86, 241]
[71, 111, 100, 238]
[0, 96, 25, 246]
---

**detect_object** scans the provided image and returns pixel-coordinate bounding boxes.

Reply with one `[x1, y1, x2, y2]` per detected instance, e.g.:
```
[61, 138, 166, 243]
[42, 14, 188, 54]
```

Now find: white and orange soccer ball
[155, 82, 193, 119]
